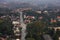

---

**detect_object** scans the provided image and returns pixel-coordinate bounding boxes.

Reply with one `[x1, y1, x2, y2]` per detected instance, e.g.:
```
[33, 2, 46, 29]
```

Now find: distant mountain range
[0, 0, 60, 10]
[0, 0, 60, 5]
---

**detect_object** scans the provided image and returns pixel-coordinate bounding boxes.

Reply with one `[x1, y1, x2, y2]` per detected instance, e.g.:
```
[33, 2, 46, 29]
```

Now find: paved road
[19, 12, 27, 40]
[43, 34, 53, 40]
[21, 23, 26, 40]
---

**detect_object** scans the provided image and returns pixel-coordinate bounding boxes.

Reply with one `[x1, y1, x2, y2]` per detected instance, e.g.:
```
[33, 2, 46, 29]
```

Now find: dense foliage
[0, 17, 13, 37]
[26, 20, 48, 40]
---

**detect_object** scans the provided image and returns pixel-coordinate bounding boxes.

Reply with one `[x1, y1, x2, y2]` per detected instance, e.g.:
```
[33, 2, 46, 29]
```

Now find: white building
[12, 21, 20, 25]
[36, 11, 42, 14]
[59, 37, 60, 40]
[43, 11, 48, 14]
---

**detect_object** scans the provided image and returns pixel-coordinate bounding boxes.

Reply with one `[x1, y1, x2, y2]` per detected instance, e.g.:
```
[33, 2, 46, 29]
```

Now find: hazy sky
[1, 0, 60, 2]
[0, 0, 60, 4]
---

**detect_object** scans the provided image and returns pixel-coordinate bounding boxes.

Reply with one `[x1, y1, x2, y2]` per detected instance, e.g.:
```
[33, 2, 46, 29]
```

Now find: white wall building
[12, 21, 20, 25]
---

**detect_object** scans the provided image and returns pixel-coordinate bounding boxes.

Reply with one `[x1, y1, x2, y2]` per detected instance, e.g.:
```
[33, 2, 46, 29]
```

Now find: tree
[53, 30, 59, 40]
[0, 17, 13, 37]
[26, 38, 35, 40]
[26, 20, 48, 40]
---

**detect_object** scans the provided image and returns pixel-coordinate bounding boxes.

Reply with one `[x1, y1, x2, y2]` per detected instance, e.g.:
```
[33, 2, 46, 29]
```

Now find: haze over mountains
[0, 0, 60, 4]
[0, 0, 60, 9]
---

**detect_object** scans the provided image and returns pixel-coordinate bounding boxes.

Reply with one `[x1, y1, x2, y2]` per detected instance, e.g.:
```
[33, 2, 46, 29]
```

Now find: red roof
[39, 16, 43, 19]
[57, 16, 60, 18]
[51, 19, 56, 22]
